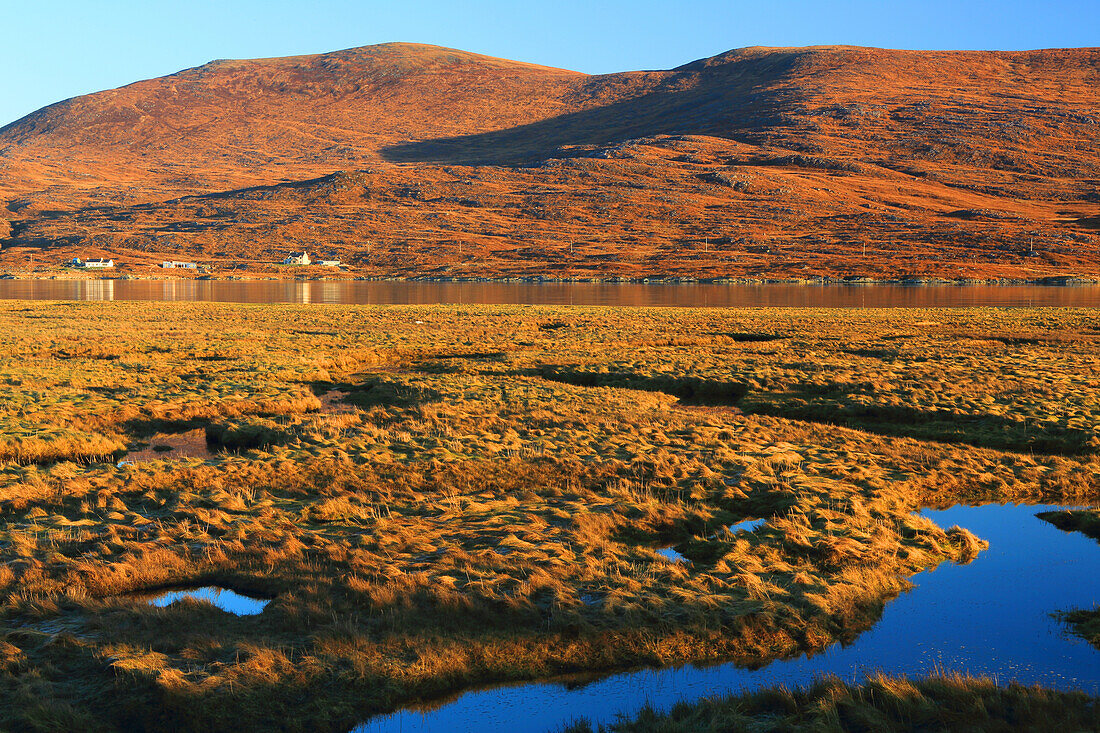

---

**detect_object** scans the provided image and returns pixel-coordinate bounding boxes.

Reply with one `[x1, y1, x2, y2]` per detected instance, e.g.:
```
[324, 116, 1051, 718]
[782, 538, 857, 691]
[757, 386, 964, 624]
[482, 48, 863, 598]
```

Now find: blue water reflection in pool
[654, 547, 687, 563]
[728, 518, 768, 534]
[355, 503, 1100, 733]
[143, 586, 269, 616]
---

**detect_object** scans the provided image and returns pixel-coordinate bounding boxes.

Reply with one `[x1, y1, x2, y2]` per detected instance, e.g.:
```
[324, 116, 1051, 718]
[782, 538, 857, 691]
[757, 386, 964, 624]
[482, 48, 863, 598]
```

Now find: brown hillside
[1, 43, 1099, 279]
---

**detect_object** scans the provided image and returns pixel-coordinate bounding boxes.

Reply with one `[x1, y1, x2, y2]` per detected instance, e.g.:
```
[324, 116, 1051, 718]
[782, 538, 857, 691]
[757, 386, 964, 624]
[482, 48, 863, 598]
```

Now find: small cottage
[283, 252, 311, 266]
[161, 261, 197, 269]
[319, 259, 341, 267]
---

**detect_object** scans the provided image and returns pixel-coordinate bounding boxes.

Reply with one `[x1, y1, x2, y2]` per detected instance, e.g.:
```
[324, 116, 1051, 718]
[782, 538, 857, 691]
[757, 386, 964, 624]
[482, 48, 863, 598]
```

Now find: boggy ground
[0, 303, 1098, 731]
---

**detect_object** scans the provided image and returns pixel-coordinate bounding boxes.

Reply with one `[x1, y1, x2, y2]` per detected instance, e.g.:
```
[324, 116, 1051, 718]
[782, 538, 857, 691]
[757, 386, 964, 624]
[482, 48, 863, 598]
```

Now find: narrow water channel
[354, 502, 1100, 733]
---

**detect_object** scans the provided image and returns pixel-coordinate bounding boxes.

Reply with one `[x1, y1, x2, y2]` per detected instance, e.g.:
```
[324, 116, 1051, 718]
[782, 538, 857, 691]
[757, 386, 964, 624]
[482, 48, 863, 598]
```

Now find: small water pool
[353, 502, 1100, 733]
[138, 586, 269, 615]
[728, 518, 767, 534]
[654, 546, 687, 563]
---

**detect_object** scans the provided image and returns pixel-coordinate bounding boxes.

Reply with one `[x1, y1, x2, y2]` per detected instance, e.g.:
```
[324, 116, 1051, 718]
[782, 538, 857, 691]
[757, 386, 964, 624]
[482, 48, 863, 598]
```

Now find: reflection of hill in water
[4, 281, 1100, 307]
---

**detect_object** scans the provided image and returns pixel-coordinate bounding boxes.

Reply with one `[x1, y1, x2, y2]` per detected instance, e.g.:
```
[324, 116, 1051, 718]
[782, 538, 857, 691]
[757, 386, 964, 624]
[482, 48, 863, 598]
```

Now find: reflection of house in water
[293, 282, 311, 304]
[160, 280, 203, 301]
[319, 283, 339, 303]
[82, 279, 115, 301]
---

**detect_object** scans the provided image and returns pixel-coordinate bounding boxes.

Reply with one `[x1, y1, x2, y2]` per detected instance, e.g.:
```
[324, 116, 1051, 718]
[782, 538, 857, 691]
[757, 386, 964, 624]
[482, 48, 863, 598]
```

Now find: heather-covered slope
[1, 43, 1099, 279]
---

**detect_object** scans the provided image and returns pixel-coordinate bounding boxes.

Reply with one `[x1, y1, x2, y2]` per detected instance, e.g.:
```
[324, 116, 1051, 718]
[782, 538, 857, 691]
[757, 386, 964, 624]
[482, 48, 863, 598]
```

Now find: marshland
[0, 300, 1098, 731]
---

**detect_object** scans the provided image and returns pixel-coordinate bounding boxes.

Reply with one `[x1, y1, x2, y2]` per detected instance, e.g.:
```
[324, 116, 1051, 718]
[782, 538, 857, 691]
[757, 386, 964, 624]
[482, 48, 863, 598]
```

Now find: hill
[1, 43, 1099, 280]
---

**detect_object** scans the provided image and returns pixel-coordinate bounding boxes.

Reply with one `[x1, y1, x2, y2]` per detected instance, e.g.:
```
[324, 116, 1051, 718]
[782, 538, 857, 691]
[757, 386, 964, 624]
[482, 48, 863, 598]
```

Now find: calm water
[356, 503, 1100, 733]
[1, 280, 1100, 307]
[138, 586, 269, 615]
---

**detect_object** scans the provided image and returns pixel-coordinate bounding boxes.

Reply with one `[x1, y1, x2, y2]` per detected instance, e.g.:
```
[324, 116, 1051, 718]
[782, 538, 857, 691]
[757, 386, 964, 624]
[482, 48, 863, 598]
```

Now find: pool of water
[354, 502, 1100, 733]
[654, 547, 688, 563]
[728, 518, 768, 534]
[121, 428, 213, 463]
[138, 586, 269, 615]
[1, 280, 1100, 307]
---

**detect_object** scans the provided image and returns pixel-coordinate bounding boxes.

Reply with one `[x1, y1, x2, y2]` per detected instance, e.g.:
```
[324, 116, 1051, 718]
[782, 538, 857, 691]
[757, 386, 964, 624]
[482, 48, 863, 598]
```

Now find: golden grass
[0, 302, 1097, 730]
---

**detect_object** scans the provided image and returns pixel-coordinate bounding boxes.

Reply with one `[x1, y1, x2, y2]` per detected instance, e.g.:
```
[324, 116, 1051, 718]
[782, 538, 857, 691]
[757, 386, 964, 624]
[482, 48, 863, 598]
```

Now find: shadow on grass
[747, 392, 1095, 456]
[531, 367, 748, 406]
[531, 367, 1095, 456]
[309, 375, 442, 409]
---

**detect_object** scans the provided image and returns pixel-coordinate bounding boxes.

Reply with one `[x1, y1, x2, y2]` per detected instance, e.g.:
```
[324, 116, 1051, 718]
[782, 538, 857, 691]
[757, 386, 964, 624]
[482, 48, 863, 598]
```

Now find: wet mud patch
[317, 387, 357, 414]
[121, 428, 212, 463]
[310, 376, 441, 409]
[124, 415, 294, 455]
[203, 419, 294, 451]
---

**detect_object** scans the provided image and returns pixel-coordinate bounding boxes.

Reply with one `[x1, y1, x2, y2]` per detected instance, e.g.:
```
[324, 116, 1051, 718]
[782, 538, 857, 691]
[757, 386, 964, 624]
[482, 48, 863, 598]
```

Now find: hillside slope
[1, 43, 1099, 279]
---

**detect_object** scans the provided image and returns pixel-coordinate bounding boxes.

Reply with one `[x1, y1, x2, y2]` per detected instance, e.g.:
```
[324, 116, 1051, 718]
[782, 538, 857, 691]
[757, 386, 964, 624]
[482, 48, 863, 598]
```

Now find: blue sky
[2, 0, 1096, 127]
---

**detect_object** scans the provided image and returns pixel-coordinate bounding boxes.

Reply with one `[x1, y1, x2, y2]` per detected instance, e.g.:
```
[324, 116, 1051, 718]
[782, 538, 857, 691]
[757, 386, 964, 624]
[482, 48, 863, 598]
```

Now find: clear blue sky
[2, 0, 1097, 127]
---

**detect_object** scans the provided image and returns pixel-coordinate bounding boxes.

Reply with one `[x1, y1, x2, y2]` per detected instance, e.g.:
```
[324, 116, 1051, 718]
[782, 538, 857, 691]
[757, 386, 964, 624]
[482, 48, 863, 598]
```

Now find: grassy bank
[561, 673, 1100, 732]
[0, 303, 1097, 730]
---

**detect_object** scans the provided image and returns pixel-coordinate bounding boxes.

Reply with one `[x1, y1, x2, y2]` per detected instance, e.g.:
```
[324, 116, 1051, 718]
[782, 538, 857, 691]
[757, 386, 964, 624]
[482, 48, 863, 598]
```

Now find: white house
[69, 257, 114, 268]
[161, 261, 197, 269]
[283, 252, 311, 266]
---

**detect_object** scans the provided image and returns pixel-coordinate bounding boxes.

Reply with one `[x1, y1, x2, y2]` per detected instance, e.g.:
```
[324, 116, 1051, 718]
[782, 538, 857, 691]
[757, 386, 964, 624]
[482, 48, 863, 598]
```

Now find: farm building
[283, 252, 311, 265]
[161, 261, 197, 269]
